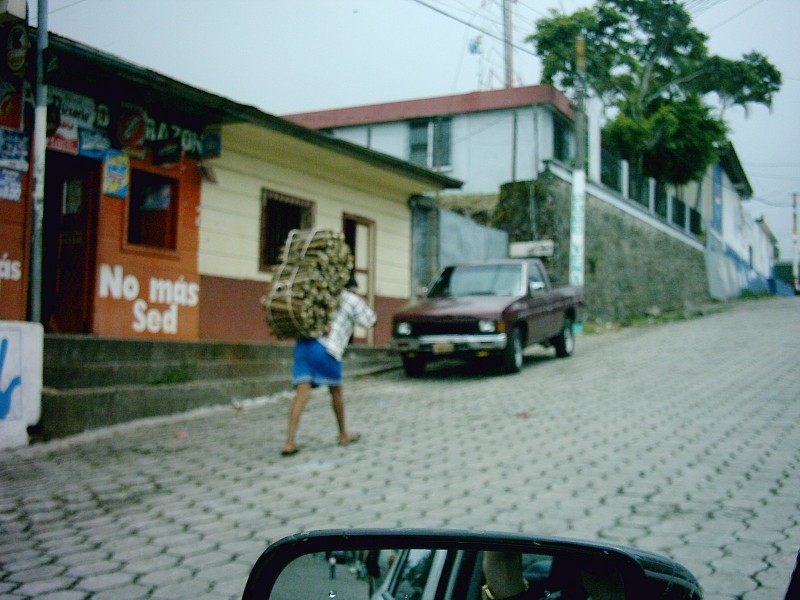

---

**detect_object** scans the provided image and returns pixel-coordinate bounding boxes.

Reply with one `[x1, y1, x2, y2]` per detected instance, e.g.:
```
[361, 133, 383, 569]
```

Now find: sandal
[338, 433, 361, 446]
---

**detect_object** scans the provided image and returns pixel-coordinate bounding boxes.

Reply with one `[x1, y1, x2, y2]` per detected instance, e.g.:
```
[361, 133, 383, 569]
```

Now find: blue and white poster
[103, 149, 129, 199]
[0, 167, 22, 201]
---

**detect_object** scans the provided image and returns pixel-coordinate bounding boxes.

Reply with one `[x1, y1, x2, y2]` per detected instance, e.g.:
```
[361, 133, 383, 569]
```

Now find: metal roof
[283, 85, 576, 130]
[46, 31, 462, 191]
[717, 141, 753, 199]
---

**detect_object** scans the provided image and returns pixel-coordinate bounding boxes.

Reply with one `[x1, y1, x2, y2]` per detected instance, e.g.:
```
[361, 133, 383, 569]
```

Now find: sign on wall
[711, 164, 723, 235]
[0, 165, 21, 200]
[0, 321, 42, 449]
[102, 149, 129, 198]
[96, 263, 200, 337]
[43, 85, 216, 163]
[47, 87, 97, 155]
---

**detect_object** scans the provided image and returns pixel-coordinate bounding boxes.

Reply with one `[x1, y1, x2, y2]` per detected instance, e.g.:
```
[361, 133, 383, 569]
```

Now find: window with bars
[553, 115, 571, 163]
[409, 118, 452, 169]
[259, 190, 314, 270]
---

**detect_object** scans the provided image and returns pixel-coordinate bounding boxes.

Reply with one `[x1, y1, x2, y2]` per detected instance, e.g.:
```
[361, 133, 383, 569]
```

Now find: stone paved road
[1, 297, 799, 599]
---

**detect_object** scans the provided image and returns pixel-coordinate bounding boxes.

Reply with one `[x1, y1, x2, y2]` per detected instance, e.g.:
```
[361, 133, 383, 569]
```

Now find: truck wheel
[501, 327, 523, 373]
[553, 317, 574, 358]
[402, 356, 426, 377]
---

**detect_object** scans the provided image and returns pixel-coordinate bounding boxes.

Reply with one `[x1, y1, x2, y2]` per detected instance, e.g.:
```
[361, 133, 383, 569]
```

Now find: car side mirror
[529, 281, 546, 295]
[242, 529, 702, 599]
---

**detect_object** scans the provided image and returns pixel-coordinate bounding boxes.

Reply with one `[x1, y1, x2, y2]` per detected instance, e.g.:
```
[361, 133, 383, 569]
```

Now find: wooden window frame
[259, 189, 315, 272]
[121, 160, 181, 259]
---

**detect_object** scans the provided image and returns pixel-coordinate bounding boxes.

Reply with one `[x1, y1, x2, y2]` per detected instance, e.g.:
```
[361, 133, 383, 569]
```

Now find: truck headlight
[478, 320, 497, 333]
[395, 322, 412, 336]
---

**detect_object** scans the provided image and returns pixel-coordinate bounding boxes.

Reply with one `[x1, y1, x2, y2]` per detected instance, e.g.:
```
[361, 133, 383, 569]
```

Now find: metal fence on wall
[600, 149, 703, 237]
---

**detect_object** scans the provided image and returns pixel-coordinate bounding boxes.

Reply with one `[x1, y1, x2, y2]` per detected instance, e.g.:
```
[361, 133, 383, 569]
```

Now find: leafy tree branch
[527, 0, 781, 186]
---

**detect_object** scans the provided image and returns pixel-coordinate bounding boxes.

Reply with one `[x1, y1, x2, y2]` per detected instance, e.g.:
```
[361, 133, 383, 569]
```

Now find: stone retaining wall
[497, 171, 711, 322]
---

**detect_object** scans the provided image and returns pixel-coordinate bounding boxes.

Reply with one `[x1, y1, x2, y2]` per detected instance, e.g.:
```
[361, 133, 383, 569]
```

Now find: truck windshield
[428, 264, 524, 298]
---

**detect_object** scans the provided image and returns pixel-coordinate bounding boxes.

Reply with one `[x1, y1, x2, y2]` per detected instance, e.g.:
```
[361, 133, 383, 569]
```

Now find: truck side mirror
[529, 281, 546, 295]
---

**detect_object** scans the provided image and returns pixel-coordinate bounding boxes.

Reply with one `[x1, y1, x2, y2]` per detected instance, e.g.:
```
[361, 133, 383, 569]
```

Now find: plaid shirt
[319, 290, 377, 361]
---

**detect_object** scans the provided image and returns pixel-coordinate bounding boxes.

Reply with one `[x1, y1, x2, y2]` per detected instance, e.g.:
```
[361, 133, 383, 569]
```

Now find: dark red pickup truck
[391, 259, 585, 376]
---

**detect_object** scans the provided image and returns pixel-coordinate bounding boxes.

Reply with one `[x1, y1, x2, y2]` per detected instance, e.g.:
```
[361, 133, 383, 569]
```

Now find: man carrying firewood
[281, 273, 377, 456]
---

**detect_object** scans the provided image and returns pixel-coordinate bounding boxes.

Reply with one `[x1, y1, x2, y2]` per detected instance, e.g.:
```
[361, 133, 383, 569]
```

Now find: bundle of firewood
[261, 229, 353, 339]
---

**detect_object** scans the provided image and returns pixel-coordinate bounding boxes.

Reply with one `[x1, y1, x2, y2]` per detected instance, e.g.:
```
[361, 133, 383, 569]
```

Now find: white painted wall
[718, 170, 772, 277]
[0, 321, 42, 449]
[198, 131, 415, 299]
[325, 106, 560, 196]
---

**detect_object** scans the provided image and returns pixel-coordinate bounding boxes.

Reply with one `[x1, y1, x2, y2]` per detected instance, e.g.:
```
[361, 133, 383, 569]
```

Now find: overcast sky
[41, 0, 800, 262]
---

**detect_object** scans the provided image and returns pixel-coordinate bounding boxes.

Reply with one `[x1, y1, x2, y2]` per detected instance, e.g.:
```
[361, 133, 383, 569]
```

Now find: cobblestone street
[1, 297, 799, 599]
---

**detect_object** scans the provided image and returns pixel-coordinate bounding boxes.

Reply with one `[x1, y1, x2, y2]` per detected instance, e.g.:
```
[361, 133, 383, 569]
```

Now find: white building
[286, 87, 779, 299]
[285, 85, 579, 198]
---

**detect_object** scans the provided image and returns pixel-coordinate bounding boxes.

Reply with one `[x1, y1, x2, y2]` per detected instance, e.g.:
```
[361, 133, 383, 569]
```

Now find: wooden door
[42, 153, 98, 333]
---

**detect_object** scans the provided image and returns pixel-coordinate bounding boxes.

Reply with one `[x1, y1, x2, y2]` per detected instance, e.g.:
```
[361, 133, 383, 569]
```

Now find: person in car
[281, 273, 376, 456]
[786, 549, 800, 599]
[482, 551, 625, 599]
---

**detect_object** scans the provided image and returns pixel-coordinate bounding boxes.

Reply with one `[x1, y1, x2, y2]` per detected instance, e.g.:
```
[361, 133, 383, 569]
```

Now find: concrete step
[38, 361, 397, 441]
[45, 357, 295, 388]
[37, 335, 401, 440]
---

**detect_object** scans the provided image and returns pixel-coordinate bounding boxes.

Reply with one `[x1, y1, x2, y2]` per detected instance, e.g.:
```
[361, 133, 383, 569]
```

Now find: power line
[30, 0, 91, 25]
[406, 0, 539, 58]
[514, 0, 551, 21]
[707, 0, 768, 31]
[744, 161, 800, 168]
[684, 0, 729, 16]
[50, 0, 91, 14]
[746, 194, 796, 207]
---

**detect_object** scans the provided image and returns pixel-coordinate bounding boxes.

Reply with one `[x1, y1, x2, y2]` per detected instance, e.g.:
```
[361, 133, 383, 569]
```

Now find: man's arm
[350, 293, 377, 328]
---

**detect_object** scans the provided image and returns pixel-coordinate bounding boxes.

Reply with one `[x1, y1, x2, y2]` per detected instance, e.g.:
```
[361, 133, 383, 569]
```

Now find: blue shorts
[292, 339, 342, 388]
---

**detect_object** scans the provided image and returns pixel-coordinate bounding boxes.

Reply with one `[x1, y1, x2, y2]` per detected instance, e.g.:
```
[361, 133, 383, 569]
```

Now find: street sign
[509, 240, 554, 258]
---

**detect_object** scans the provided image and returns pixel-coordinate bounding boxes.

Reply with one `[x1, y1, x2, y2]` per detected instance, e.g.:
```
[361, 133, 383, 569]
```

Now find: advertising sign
[0, 321, 42, 449]
[47, 87, 96, 155]
[0, 125, 27, 170]
[103, 149, 129, 198]
[0, 165, 21, 200]
[711, 165, 723, 235]
[96, 263, 200, 338]
[0, 79, 21, 130]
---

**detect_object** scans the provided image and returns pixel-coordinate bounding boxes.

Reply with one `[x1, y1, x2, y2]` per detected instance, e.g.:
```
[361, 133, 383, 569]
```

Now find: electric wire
[406, 0, 539, 58]
[706, 0, 768, 31]
[684, 0, 730, 15]
[30, 0, 92, 25]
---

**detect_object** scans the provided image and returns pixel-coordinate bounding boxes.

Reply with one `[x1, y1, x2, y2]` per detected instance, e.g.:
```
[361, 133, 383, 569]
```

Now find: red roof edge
[283, 85, 575, 129]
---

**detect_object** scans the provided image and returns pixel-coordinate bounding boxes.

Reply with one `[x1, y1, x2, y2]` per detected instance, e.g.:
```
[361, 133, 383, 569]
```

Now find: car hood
[394, 295, 521, 321]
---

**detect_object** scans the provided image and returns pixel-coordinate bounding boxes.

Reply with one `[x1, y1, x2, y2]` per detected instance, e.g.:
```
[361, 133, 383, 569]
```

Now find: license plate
[432, 342, 454, 354]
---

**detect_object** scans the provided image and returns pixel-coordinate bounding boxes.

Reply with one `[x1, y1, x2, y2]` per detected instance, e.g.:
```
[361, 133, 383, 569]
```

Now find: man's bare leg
[330, 385, 358, 444]
[283, 383, 311, 453]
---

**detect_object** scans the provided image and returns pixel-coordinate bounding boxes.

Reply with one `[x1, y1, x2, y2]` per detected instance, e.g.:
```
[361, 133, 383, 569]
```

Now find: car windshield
[428, 264, 523, 298]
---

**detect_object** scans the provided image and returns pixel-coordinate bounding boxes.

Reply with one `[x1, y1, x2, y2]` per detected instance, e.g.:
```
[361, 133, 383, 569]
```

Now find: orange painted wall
[199, 273, 405, 347]
[0, 164, 30, 322]
[199, 274, 273, 342]
[91, 157, 202, 339]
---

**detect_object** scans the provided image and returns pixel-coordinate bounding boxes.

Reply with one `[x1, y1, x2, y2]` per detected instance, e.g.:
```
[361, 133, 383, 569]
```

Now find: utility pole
[502, 0, 513, 88]
[29, 0, 48, 323]
[793, 193, 798, 293]
[569, 35, 587, 294]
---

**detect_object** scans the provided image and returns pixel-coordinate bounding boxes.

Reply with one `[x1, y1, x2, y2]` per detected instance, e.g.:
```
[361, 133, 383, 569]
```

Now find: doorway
[42, 152, 99, 333]
[343, 214, 375, 344]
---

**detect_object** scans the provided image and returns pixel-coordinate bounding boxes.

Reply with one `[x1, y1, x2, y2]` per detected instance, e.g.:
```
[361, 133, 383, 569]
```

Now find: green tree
[604, 96, 726, 185]
[528, 0, 781, 185]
